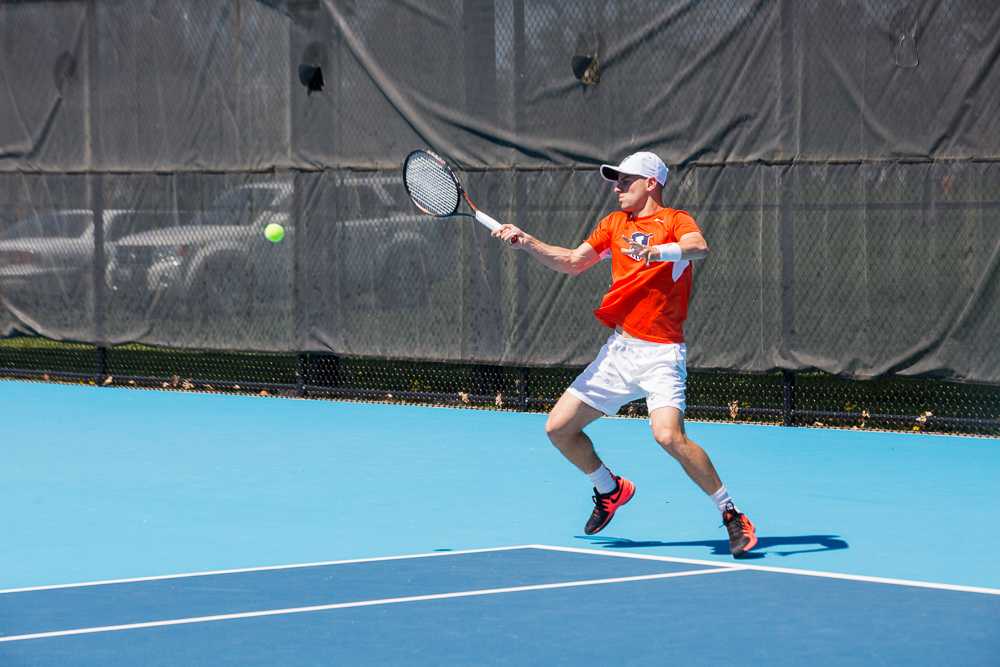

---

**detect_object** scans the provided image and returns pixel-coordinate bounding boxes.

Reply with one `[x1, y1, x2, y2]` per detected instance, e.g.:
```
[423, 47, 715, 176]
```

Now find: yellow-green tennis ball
[264, 223, 285, 243]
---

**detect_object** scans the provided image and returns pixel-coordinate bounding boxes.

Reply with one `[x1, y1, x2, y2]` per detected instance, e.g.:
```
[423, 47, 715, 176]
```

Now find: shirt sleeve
[671, 210, 701, 240]
[585, 214, 613, 254]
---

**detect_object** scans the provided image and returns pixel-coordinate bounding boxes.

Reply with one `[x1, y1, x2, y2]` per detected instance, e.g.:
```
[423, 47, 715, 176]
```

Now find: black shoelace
[592, 494, 610, 514]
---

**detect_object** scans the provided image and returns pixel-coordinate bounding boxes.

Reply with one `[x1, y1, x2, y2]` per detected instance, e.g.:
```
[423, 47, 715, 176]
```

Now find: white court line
[0, 545, 538, 595]
[0, 567, 735, 643]
[6, 543, 998, 597]
[530, 544, 1000, 596]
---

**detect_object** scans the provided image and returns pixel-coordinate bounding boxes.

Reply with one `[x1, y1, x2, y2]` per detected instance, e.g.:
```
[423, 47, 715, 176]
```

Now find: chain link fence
[1, 0, 998, 436]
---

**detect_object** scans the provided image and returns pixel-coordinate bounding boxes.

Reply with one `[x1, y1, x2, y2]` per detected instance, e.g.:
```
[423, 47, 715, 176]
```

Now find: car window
[4, 212, 91, 239]
[202, 185, 289, 226]
[210, 188, 255, 213]
[258, 186, 289, 211]
[103, 211, 170, 241]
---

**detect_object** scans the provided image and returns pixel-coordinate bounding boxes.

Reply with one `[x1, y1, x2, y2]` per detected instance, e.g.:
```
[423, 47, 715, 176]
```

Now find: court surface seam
[0, 567, 737, 643]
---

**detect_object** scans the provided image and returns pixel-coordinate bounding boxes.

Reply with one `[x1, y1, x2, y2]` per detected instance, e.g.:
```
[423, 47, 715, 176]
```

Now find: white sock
[587, 464, 617, 494]
[710, 485, 737, 513]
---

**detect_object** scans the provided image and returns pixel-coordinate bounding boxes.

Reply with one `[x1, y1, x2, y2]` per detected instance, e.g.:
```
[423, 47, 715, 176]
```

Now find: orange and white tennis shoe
[584, 475, 636, 535]
[722, 506, 758, 557]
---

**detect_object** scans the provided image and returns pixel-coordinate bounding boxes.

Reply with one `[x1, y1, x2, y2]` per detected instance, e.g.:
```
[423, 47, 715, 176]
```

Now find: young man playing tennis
[492, 151, 757, 557]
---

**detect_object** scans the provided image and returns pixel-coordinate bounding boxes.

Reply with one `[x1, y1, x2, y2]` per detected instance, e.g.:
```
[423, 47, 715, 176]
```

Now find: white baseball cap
[600, 151, 668, 186]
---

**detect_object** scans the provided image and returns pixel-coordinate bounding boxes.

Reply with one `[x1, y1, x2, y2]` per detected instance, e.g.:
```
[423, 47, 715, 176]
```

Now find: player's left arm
[620, 231, 709, 264]
[675, 231, 709, 260]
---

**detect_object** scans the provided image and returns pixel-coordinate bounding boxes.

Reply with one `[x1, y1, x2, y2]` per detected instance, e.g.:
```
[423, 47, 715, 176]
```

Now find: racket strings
[405, 154, 460, 216]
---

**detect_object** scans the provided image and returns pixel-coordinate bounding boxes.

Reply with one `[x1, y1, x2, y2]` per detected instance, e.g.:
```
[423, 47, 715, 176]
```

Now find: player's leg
[648, 406, 721, 494]
[648, 406, 757, 556]
[550, 333, 635, 478]
[546, 390, 636, 535]
[545, 390, 604, 474]
[549, 332, 644, 535]
[640, 343, 723, 494]
[642, 341, 758, 557]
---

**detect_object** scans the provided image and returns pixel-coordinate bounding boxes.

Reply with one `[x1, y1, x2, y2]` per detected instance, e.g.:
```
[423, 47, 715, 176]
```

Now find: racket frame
[402, 149, 502, 233]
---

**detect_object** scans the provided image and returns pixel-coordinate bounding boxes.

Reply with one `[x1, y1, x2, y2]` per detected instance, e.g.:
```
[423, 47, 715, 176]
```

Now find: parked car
[0, 208, 175, 339]
[103, 182, 295, 344]
[1, 175, 460, 344]
[110, 175, 452, 320]
[333, 172, 455, 307]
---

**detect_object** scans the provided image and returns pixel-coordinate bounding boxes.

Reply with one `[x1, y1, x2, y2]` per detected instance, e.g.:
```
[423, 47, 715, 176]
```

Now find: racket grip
[474, 210, 502, 232]
[475, 209, 518, 244]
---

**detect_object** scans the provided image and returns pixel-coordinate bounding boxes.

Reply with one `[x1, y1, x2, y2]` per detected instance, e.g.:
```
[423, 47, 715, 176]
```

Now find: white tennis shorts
[567, 331, 687, 415]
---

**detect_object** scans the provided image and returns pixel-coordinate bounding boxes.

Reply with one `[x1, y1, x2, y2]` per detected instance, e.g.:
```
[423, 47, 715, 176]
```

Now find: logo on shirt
[624, 231, 652, 262]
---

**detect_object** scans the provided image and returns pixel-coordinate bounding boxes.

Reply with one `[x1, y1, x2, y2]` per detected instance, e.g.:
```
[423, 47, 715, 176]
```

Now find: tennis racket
[402, 149, 515, 242]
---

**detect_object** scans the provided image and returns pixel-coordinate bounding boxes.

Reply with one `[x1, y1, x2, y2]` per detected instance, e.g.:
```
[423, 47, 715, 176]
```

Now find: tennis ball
[264, 223, 285, 243]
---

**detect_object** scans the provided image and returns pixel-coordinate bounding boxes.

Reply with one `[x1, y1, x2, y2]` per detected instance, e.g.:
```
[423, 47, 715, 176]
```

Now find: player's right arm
[493, 224, 601, 276]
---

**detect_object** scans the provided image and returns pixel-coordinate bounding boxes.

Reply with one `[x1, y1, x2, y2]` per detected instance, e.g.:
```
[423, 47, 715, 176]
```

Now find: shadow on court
[578, 534, 850, 559]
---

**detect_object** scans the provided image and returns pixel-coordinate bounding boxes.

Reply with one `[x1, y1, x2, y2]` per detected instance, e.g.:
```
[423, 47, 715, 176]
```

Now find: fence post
[92, 172, 108, 382]
[296, 352, 309, 397]
[782, 370, 796, 426]
[291, 170, 307, 397]
[87, 2, 108, 383]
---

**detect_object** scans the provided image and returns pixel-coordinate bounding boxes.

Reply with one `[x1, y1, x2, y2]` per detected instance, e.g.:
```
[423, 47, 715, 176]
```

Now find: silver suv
[1, 175, 453, 343]
[108, 175, 448, 324]
[0, 208, 175, 338]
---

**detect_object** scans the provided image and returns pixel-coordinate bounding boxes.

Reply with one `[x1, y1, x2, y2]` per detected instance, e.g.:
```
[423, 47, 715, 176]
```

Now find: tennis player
[492, 151, 757, 557]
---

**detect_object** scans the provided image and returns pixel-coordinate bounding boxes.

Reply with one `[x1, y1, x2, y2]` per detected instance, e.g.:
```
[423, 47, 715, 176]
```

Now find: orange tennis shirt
[584, 207, 701, 344]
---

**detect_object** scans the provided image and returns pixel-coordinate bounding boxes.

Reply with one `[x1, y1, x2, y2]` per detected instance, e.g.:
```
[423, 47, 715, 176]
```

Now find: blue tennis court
[2, 381, 999, 665]
[4, 546, 998, 665]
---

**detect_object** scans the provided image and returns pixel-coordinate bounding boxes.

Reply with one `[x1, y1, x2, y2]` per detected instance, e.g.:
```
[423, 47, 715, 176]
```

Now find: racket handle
[475, 209, 518, 244]
[474, 210, 502, 232]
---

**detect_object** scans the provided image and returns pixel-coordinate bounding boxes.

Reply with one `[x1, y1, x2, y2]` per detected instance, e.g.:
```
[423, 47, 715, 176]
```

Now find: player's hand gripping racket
[403, 149, 515, 243]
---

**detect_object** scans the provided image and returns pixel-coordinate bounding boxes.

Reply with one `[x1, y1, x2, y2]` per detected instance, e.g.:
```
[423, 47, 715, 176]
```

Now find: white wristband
[651, 243, 682, 262]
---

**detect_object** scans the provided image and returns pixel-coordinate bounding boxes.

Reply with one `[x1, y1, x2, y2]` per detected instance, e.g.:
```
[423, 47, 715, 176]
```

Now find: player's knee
[653, 427, 685, 457]
[545, 416, 575, 447]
